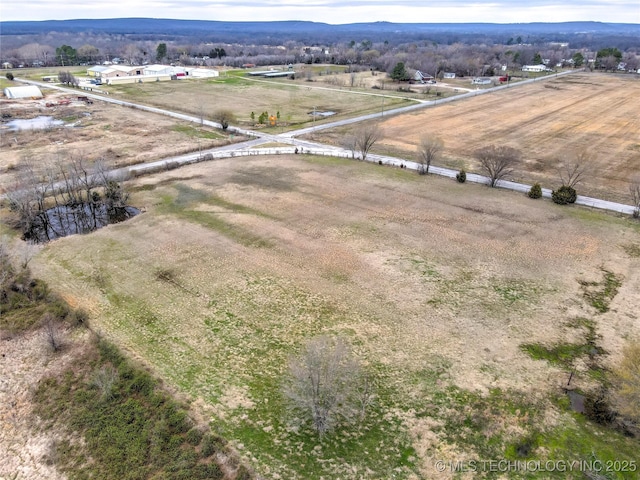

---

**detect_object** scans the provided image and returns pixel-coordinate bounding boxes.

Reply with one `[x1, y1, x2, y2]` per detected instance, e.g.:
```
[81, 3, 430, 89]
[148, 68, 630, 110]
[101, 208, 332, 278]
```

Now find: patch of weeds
[504, 432, 541, 459]
[423, 386, 541, 461]
[622, 243, 640, 258]
[32, 337, 237, 480]
[522, 314, 607, 382]
[540, 415, 639, 479]
[520, 342, 595, 368]
[406, 257, 440, 278]
[493, 284, 525, 304]
[171, 124, 223, 140]
[579, 268, 622, 313]
[130, 184, 156, 192]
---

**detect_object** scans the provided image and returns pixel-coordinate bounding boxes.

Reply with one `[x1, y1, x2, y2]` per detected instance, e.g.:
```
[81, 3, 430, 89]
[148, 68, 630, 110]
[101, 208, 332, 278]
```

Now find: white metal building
[3, 85, 44, 99]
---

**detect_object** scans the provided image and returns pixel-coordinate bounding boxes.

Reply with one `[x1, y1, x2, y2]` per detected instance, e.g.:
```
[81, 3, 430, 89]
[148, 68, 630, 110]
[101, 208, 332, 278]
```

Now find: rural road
[12, 70, 637, 216]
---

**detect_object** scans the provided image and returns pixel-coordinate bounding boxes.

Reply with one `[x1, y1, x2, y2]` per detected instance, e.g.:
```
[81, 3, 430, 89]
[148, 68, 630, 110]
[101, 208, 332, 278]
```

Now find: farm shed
[105, 74, 172, 85]
[263, 71, 293, 78]
[3, 85, 43, 99]
[443, 72, 456, 79]
[187, 68, 219, 78]
[144, 64, 174, 76]
[87, 65, 109, 77]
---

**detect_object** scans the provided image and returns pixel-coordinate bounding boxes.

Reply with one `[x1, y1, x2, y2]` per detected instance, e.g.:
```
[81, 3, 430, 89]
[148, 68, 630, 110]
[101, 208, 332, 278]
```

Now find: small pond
[309, 111, 336, 118]
[25, 203, 140, 243]
[6, 116, 64, 131]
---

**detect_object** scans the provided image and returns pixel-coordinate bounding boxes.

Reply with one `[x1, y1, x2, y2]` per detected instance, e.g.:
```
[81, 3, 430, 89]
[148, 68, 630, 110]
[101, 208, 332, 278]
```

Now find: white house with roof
[522, 64, 546, 72]
[414, 70, 435, 83]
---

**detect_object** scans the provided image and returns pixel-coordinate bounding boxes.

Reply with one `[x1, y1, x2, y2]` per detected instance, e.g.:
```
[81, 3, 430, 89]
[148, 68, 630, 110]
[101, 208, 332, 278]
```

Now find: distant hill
[1, 18, 639, 43]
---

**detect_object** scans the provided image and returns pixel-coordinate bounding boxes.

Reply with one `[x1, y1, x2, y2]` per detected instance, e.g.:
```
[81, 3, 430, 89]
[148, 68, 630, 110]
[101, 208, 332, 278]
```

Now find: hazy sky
[1, 0, 639, 24]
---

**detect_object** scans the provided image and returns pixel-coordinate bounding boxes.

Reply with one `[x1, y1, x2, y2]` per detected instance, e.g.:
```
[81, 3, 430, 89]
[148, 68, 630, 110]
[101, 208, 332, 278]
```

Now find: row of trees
[339, 128, 639, 215]
[3, 36, 638, 78]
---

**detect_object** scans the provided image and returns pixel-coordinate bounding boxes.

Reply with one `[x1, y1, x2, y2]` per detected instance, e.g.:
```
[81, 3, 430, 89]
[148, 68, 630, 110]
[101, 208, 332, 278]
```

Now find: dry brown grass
[0, 93, 240, 194]
[316, 72, 640, 204]
[23, 154, 640, 478]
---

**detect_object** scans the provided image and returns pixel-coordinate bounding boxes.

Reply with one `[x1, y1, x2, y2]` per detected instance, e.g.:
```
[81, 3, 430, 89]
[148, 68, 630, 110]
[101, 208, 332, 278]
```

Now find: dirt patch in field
[24, 154, 640, 478]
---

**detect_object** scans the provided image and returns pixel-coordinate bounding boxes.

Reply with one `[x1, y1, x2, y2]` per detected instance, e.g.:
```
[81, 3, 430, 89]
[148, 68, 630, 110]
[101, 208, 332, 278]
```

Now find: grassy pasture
[104, 72, 414, 130]
[29, 154, 640, 478]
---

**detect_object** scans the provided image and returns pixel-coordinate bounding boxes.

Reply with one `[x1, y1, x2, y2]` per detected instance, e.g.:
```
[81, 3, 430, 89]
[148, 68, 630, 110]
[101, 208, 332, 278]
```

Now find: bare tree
[354, 124, 381, 162]
[474, 145, 521, 187]
[43, 314, 64, 353]
[342, 134, 358, 159]
[630, 176, 640, 219]
[627, 191, 640, 223]
[417, 136, 444, 175]
[558, 149, 592, 188]
[284, 336, 365, 436]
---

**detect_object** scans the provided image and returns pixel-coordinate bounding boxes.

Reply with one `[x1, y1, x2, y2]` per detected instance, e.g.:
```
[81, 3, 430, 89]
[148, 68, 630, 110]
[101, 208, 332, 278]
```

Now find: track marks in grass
[158, 184, 272, 247]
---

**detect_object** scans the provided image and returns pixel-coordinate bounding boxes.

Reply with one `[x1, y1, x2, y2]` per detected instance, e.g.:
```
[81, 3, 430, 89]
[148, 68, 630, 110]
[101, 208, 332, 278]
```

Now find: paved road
[12, 70, 636, 216]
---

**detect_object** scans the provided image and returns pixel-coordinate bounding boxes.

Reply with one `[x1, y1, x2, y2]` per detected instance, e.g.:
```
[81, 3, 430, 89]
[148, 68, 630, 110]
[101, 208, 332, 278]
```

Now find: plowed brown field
[323, 72, 640, 204]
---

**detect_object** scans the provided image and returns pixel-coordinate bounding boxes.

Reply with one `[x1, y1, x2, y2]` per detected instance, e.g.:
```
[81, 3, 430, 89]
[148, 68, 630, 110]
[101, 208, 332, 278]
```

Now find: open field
[0, 90, 243, 193]
[315, 72, 640, 204]
[105, 72, 414, 130]
[18, 154, 640, 478]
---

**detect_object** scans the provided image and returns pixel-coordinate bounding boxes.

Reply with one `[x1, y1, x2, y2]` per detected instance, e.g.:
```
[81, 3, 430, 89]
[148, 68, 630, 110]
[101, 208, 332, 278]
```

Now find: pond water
[25, 203, 140, 243]
[6, 116, 64, 131]
[309, 111, 336, 118]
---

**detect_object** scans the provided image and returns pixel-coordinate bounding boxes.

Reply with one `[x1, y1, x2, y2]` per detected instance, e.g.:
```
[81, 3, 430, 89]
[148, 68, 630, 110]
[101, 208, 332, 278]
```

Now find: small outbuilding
[414, 71, 435, 83]
[471, 77, 492, 85]
[3, 85, 44, 99]
[522, 64, 546, 72]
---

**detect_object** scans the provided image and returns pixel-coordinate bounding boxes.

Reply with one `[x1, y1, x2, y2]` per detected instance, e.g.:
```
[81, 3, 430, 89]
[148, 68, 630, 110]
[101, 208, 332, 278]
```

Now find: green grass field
[25, 154, 639, 479]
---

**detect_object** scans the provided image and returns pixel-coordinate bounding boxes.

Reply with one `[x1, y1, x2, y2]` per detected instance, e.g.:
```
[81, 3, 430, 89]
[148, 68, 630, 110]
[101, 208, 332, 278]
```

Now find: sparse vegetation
[456, 168, 466, 182]
[579, 268, 622, 314]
